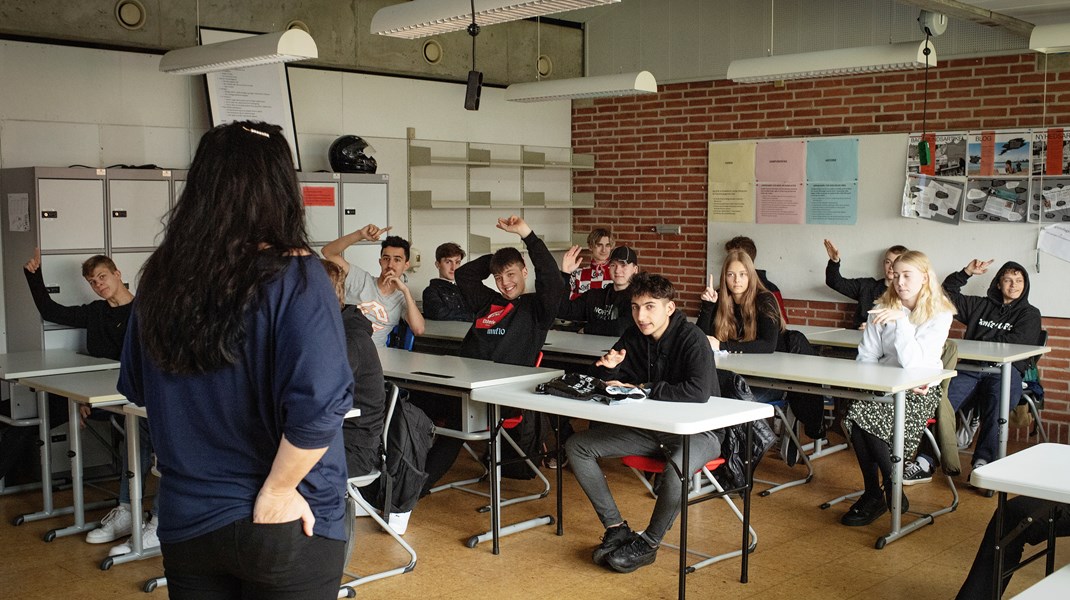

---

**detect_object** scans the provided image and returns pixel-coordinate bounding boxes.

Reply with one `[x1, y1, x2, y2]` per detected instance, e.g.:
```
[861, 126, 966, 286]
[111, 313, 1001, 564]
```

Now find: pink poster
[756, 183, 805, 224]
[755, 140, 806, 183]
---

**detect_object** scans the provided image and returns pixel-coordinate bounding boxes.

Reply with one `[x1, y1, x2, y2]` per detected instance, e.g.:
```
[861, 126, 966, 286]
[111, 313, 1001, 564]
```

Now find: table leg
[106, 410, 160, 568]
[678, 433, 689, 600]
[998, 362, 1011, 460]
[741, 421, 753, 584]
[555, 414, 563, 536]
[15, 391, 57, 524]
[45, 398, 96, 540]
[993, 491, 1006, 600]
[489, 403, 501, 555]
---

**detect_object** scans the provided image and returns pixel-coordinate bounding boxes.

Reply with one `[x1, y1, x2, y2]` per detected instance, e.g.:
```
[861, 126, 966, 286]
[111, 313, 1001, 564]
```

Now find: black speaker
[464, 70, 483, 111]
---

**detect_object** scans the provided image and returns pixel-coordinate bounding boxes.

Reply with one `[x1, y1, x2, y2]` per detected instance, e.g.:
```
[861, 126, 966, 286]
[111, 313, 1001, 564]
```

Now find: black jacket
[696, 291, 781, 354]
[825, 259, 888, 329]
[556, 281, 634, 337]
[596, 311, 718, 402]
[341, 306, 386, 477]
[456, 232, 564, 367]
[422, 278, 473, 322]
[943, 261, 1042, 373]
[24, 267, 131, 360]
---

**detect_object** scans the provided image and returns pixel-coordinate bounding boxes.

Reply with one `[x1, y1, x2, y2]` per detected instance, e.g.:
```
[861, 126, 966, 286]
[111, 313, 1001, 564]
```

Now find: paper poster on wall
[1037, 223, 1070, 263]
[806, 182, 857, 224]
[806, 138, 858, 182]
[755, 140, 806, 182]
[7, 193, 29, 232]
[709, 182, 755, 223]
[962, 179, 1027, 223]
[1031, 128, 1070, 176]
[1030, 178, 1070, 223]
[908, 133, 967, 176]
[201, 27, 302, 170]
[709, 141, 756, 182]
[902, 174, 962, 224]
[756, 182, 805, 224]
[967, 131, 1029, 177]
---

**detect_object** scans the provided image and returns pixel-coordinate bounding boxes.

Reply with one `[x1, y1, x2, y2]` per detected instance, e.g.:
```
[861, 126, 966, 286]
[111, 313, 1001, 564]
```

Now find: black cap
[609, 246, 638, 264]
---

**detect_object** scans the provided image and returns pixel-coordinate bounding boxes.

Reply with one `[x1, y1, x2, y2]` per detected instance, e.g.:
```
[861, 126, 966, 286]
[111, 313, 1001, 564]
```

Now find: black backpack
[363, 388, 435, 514]
[777, 329, 827, 439]
[715, 369, 778, 490]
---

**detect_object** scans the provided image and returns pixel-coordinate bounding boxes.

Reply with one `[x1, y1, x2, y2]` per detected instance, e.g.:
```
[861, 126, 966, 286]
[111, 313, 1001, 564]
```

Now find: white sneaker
[108, 516, 160, 556]
[387, 511, 411, 535]
[86, 504, 133, 544]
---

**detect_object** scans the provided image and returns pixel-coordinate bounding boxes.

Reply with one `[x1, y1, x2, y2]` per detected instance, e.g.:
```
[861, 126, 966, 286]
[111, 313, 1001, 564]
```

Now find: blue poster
[807, 182, 857, 225]
[806, 138, 859, 182]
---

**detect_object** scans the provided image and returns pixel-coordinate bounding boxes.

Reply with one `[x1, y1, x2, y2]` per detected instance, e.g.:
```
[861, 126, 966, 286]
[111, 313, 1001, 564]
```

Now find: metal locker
[108, 172, 171, 249]
[341, 175, 389, 234]
[111, 251, 152, 295]
[38, 178, 107, 251]
[38, 254, 100, 322]
[298, 173, 342, 245]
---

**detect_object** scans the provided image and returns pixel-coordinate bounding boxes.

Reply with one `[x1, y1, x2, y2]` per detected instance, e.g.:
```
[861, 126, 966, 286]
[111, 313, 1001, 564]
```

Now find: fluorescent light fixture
[371, 0, 620, 39]
[1030, 23, 1070, 53]
[505, 71, 657, 102]
[727, 40, 936, 84]
[160, 29, 318, 75]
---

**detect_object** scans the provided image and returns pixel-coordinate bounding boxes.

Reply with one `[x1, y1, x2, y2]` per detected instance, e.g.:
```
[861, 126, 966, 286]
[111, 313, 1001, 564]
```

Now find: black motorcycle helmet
[328, 135, 378, 173]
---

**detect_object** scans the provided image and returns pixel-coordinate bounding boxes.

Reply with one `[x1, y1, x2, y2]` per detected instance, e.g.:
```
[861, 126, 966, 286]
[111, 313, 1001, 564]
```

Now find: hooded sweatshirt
[942, 260, 1042, 373]
[555, 282, 634, 337]
[595, 311, 719, 403]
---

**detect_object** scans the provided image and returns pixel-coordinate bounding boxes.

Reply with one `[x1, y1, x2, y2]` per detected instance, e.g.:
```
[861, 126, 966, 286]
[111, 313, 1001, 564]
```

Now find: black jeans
[161, 518, 345, 600]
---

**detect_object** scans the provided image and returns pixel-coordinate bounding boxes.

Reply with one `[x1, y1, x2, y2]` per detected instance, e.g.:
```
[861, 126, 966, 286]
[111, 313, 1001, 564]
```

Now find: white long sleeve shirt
[857, 307, 953, 387]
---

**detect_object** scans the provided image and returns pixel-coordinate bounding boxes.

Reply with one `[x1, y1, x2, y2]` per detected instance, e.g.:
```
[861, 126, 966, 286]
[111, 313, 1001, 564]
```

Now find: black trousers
[161, 518, 345, 600]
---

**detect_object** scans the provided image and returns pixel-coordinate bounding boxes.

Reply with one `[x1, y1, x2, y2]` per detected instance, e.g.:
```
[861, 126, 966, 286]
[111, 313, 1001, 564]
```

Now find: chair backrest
[534, 351, 543, 368]
[387, 322, 416, 351]
[381, 382, 401, 449]
[1023, 330, 1048, 383]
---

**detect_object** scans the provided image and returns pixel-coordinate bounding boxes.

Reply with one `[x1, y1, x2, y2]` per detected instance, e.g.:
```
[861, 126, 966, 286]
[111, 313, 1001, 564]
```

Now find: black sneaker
[605, 535, 658, 573]
[902, 460, 933, 486]
[840, 493, 887, 527]
[592, 522, 634, 566]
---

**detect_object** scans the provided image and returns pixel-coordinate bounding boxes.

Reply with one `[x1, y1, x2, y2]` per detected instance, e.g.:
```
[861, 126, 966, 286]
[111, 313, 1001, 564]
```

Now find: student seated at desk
[323, 225, 425, 346]
[421, 242, 474, 322]
[957, 496, 1070, 599]
[419, 215, 564, 493]
[556, 245, 639, 338]
[915, 259, 1041, 482]
[724, 236, 787, 323]
[840, 251, 954, 527]
[566, 227, 613, 300]
[0, 249, 158, 553]
[823, 239, 907, 330]
[565, 273, 720, 574]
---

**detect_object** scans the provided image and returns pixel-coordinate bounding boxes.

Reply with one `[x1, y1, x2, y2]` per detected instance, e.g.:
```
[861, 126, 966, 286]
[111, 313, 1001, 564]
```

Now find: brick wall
[571, 51, 1070, 444]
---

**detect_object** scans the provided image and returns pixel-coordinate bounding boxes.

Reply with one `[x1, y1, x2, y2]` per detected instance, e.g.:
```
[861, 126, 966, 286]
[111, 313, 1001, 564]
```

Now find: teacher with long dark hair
[118, 121, 353, 599]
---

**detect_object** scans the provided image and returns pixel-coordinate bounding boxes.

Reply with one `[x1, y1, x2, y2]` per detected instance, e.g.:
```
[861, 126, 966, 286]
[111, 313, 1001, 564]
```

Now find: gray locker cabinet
[39, 177, 107, 252]
[298, 173, 342, 245]
[107, 169, 173, 250]
[296, 172, 389, 267]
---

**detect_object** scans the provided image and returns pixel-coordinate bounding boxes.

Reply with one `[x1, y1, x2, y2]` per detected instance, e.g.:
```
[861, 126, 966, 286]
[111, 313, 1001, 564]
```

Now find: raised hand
[823, 239, 840, 263]
[495, 215, 532, 238]
[595, 348, 626, 369]
[561, 245, 583, 273]
[700, 274, 718, 303]
[357, 223, 392, 242]
[24, 247, 42, 273]
[964, 258, 993, 276]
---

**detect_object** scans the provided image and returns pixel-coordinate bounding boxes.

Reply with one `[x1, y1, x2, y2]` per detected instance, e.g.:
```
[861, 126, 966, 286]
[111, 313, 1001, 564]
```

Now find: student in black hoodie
[939, 259, 1041, 473]
[421, 242, 473, 322]
[565, 273, 720, 574]
[823, 239, 908, 330]
[556, 245, 639, 338]
[418, 215, 564, 492]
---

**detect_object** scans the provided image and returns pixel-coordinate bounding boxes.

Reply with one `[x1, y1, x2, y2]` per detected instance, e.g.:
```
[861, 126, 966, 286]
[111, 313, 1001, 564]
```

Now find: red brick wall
[571, 51, 1070, 444]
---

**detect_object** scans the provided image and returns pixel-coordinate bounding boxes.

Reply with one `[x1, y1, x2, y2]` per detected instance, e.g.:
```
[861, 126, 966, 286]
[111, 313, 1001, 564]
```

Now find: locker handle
[41, 211, 58, 219]
[112, 210, 127, 218]
[344, 208, 356, 215]
[46, 286, 60, 294]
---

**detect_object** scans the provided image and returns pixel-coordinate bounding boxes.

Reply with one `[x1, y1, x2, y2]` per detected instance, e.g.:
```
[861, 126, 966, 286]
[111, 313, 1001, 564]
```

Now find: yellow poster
[709, 181, 755, 223]
[709, 141, 756, 182]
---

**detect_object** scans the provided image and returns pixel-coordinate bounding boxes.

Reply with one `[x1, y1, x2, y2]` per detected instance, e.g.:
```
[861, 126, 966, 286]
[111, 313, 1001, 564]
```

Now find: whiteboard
[707, 133, 1070, 318]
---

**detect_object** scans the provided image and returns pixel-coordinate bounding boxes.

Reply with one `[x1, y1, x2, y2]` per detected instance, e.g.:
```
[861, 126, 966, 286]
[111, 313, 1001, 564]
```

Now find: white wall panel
[0, 121, 102, 168]
[100, 125, 192, 169]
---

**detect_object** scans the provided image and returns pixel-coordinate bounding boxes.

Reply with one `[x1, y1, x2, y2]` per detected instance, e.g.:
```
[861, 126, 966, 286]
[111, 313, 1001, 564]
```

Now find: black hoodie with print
[942, 260, 1042, 373]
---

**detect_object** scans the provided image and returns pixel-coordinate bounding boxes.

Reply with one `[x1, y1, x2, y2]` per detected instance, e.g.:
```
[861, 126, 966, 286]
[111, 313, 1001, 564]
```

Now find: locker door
[301, 181, 341, 244]
[341, 182, 388, 233]
[38, 179, 106, 251]
[109, 179, 170, 249]
[38, 254, 98, 323]
[111, 251, 152, 295]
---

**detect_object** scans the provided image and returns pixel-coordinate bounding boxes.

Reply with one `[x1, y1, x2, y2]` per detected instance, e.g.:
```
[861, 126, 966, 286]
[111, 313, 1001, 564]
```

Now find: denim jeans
[948, 369, 1022, 465]
[161, 518, 345, 600]
[565, 424, 721, 545]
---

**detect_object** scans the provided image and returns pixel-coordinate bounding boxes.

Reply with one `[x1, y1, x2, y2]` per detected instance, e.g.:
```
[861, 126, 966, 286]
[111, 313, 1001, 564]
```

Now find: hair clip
[241, 125, 270, 139]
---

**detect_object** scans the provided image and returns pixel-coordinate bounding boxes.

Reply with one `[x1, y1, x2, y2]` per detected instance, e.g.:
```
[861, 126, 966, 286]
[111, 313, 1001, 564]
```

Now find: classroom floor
[0, 434, 1065, 600]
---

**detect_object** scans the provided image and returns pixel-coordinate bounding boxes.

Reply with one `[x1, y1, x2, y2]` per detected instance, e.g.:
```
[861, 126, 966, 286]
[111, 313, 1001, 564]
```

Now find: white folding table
[717, 351, 955, 548]
[970, 443, 1070, 600]
[0, 350, 119, 524]
[471, 382, 772, 600]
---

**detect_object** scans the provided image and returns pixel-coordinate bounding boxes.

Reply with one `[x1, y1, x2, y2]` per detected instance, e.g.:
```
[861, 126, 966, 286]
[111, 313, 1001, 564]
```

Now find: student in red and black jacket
[418, 215, 564, 492]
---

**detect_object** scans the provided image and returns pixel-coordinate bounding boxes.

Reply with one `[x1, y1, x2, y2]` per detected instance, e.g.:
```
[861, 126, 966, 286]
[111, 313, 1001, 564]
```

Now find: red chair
[621, 454, 757, 572]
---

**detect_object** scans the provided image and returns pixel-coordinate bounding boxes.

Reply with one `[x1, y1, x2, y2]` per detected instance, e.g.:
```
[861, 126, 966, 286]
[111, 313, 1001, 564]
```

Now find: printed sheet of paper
[756, 182, 805, 224]
[755, 140, 806, 182]
[708, 181, 755, 223]
[806, 182, 857, 225]
[7, 193, 29, 232]
[1038, 223, 1070, 263]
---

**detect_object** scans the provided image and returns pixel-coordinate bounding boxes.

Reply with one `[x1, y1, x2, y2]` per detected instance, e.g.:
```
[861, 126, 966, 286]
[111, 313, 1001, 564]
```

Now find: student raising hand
[596, 348, 626, 369]
[496, 215, 532, 238]
[964, 258, 994, 276]
[560, 245, 583, 273]
[700, 274, 718, 303]
[823, 239, 841, 263]
[25, 247, 42, 273]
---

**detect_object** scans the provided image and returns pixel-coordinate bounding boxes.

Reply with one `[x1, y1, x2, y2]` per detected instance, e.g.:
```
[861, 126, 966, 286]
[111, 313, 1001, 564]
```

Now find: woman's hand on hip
[254, 486, 315, 537]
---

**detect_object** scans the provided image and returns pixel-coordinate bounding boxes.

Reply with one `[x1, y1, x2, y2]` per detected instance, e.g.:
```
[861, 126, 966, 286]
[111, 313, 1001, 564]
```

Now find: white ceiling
[965, 1, 1070, 25]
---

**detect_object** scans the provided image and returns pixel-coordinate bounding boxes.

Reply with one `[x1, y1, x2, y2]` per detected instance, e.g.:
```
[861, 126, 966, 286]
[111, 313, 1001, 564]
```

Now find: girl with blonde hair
[841, 250, 956, 527]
